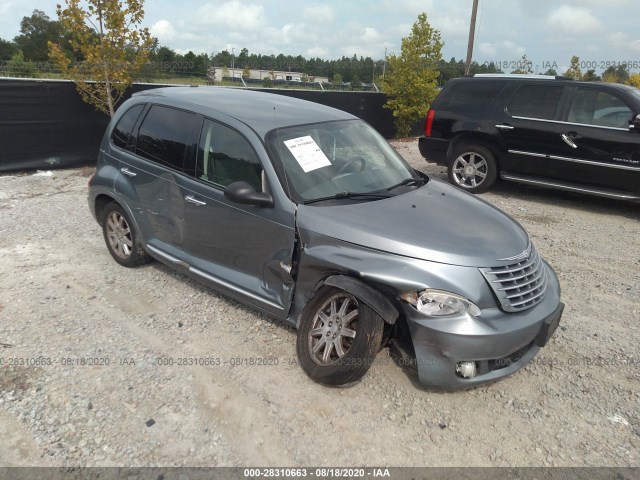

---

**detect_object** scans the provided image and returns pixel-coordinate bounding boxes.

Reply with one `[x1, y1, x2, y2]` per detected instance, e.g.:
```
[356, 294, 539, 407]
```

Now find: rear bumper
[418, 136, 449, 165]
[395, 263, 563, 390]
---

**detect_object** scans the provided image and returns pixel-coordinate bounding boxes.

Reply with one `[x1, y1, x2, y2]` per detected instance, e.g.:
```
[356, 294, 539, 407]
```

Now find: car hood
[296, 179, 529, 268]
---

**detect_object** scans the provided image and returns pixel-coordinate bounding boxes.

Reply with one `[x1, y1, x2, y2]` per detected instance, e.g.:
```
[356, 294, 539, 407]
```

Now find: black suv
[419, 74, 640, 200]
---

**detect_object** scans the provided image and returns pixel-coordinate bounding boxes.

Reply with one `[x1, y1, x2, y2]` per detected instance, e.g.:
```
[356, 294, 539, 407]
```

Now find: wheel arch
[447, 134, 502, 169]
[322, 275, 399, 325]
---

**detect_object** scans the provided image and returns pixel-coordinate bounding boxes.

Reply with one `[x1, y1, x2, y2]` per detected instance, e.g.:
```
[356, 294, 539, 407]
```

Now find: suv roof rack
[472, 74, 572, 80]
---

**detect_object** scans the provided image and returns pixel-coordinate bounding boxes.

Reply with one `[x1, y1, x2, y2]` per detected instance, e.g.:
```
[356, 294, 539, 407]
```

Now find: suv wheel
[448, 145, 497, 194]
[296, 287, 384, 387]
[102, 202, 151, 268]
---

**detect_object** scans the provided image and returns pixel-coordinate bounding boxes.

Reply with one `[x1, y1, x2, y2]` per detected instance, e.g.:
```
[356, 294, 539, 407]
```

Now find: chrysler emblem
[498, 242, 532, 262]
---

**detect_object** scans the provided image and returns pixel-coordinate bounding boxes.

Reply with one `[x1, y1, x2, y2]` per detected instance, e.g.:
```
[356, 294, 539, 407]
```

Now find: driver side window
[567, 89, 631, 128]
[196, 119, 263, 192]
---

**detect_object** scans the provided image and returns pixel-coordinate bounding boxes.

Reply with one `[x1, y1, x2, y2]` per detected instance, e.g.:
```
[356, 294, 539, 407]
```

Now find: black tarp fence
[0, 78, 396, 173]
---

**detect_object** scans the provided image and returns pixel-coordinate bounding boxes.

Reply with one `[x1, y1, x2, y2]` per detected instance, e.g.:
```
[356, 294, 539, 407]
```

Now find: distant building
[212, 68, 328, 84]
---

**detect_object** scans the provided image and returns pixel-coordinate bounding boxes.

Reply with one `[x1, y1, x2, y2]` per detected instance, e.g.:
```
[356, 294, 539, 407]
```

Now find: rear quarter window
[111, 104, 145, 150]
[439, 81, 506, 112]
[507, 85, 564, 120]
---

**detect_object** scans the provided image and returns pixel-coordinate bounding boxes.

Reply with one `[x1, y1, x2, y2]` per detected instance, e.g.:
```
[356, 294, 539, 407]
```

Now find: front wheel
[447, 145, 497, 194]
[296, 287, 384, 387]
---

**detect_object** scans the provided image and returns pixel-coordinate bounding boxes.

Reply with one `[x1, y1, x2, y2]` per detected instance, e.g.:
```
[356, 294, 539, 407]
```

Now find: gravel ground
[0, 138, 639, 467]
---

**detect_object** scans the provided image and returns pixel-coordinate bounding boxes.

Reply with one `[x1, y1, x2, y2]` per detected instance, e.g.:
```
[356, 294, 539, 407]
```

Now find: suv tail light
[424, 109, 436, 137]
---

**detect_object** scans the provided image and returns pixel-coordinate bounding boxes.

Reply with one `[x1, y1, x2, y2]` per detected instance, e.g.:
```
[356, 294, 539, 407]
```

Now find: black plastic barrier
[0, 79, 396, 172]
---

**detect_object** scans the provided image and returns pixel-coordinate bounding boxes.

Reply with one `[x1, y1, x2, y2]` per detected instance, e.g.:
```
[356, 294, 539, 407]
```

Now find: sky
[1, 0, 639, 74]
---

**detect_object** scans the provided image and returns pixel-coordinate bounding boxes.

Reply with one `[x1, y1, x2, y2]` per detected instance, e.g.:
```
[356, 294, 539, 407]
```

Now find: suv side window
[136, 105, 200, 172]
[440, 81, 506, 113]
[567, 88, 632, 128]
[111, 104, 145, 150]
[507, 85, 564, 120]
[196, 119, 263, 192]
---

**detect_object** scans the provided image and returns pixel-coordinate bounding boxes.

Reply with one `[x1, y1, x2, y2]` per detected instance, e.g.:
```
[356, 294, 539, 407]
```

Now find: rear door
[116, 104, 201, 257]
[493, 83, 568, 177]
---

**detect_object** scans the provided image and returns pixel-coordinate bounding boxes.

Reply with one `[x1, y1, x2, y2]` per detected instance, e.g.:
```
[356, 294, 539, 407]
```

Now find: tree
[49, 0, 153, 117]
[242, 65, 250, 78]
[382, 12, 442, 137]
[332, 73, 342, 84]
[14, 10, 65, 62]
[563, 55, 583, 80]
[543, 68, 558, 76]
[582, 69, 601, 82]
[511, 54, 533, 74]
[0, 38, 18, 60]
[628, 73, 640, 88]
[602, 64, 630, 84]
[350, 74, 362, 90]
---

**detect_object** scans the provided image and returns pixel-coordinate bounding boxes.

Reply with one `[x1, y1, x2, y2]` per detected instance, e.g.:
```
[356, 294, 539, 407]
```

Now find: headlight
[400, 289, 481, 317]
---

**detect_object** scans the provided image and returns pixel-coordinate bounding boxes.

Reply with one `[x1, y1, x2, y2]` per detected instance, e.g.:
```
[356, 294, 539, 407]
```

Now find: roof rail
[472, 74, 572, 80]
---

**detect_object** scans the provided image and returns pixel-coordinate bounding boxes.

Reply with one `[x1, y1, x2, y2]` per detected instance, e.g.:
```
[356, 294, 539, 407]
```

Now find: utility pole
[465, 0, 479, 75]
[232, 47, 235, 78]
[382, 46, 387, 81]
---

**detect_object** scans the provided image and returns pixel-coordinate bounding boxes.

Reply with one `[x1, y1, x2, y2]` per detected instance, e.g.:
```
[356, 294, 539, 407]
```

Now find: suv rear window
[507, 85, 564, 120]
[439, 81, 506, 112]
[111, 104, 144, 150]
[136, 105, 200, 172]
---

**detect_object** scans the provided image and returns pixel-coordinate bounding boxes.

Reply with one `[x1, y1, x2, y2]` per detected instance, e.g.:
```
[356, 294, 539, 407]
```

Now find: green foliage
[602, 64, 630, 84]
[49, 0, 153, 117]
[627, 73, 640, 88]
[582, 69, 601, 82]
[0, 38, 18, 61]
[543, 68, 558, 76]
[437, 57, 501, 84]
[242, 65, 250, 78]
[382, 12, 442, 137]
[332, 73, 342, 84]
[14, 10, 65, 62]
[6, 50, 37, 77]
[563, 56, 583, 80]
[350, 74, 362, 90]
[511, 54, 533, 74]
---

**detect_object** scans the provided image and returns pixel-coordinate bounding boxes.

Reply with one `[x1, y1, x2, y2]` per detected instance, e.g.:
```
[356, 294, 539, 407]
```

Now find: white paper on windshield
[283, 136, 332, 173]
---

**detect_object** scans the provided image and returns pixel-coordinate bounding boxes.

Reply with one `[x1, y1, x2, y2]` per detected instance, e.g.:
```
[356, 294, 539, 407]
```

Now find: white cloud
[362, 27, 381, 43]
[302, 5, 334, 25]
[150, 20, 176, 42]
[547, 6, 602, 35]
[306, 46, 329, 58]
[607, 31, 640, 53]
[478, 42, 497, 57]
[196, 1, 265, 31]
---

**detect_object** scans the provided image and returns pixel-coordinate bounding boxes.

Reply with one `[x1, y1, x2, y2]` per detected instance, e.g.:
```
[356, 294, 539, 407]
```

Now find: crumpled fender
[323, 274, 398, 325]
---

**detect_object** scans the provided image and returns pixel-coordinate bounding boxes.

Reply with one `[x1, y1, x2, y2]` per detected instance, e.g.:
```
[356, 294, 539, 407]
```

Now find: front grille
[480, 246, 548, 312]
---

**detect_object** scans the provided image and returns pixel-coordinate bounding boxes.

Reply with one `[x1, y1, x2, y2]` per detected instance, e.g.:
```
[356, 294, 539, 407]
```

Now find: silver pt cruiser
[88, 87, 563, 389]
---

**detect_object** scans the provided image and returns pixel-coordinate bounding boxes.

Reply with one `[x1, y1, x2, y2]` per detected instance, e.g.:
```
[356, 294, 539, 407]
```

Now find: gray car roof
[132, 86, 357, 138]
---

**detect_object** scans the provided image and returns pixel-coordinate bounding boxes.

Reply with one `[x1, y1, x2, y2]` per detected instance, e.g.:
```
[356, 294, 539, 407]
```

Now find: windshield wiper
[303, 191, 391, 205]
[386, 176, 427, 191]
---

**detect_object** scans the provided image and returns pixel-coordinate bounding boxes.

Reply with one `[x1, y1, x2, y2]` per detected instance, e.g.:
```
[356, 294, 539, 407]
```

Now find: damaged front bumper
[392, 263, 563, 390]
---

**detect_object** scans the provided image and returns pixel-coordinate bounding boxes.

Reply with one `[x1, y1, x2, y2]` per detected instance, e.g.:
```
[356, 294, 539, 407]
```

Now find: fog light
[456, 361, 477, 378]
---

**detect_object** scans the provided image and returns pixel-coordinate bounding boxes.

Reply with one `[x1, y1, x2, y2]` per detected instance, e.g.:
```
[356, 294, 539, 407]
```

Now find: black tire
[101, 202, 150, 268]
[296, 287, 384, 387]
[447, 144, 497, 194]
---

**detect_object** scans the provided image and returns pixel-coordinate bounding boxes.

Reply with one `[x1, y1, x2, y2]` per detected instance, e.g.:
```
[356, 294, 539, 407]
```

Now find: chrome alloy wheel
[452, 152, 488, 189]
[308, 293, 359, 366]
[105, 211, 133, 260]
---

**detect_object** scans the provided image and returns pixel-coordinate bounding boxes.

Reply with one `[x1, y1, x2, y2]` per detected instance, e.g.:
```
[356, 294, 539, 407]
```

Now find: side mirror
[633, 114, 640, 132]
[224, 181, 274, 208]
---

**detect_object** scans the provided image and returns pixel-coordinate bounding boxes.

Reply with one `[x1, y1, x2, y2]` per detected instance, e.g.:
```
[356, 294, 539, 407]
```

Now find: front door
[180, 118, 296, 318]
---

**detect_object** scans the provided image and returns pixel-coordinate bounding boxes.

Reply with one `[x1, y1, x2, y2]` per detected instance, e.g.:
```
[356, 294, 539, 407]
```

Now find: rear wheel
[447, 145, 497, 193]
[101, 202, 150, 268]
[296, 287, 384, 387]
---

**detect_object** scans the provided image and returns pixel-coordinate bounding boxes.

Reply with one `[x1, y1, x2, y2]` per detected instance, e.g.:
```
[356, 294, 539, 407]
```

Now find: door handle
[120, 167, 137, 177]
[561, 133, 578, 149]
[185, 195, 206, 206]
[495, 124, 515, 131]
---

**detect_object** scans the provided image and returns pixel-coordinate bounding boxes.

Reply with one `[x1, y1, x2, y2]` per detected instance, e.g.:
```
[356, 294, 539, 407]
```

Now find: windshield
[267, 119, 419, 203]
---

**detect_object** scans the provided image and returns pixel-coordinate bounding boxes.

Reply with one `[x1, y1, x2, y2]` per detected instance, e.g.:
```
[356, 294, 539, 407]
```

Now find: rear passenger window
[507, 85, 564, 120]
[196, 119, 263, 192]
[136, 105, 200, 172]
[440, 82, 505, 112]
[111, 104, 144, 150]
